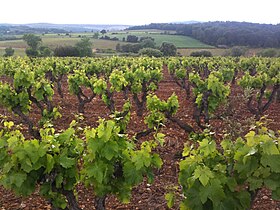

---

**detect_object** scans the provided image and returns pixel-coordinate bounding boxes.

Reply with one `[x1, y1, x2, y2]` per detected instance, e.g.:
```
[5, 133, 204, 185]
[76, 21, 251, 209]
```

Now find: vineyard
[0, 56, 279, 210]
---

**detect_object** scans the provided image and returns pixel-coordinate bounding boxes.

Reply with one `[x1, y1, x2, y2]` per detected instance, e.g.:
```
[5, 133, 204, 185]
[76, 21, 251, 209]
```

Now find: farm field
[106, 30, 214, 48]
[0, 37, 121, 50]
[0, 30, 214, 56]
[0, 47, 26, 57]
[0, 57, 279, 209]
[1, 30, 277, 58]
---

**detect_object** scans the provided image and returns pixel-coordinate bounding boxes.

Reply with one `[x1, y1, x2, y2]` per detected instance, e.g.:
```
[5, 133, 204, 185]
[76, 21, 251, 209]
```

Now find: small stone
[262, 195, 269, 200]
[20, 203, 26, 208]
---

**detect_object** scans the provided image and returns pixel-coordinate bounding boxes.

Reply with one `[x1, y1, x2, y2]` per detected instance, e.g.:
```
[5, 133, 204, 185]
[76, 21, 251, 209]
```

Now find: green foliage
[178, 126, 280, 210]
[68, 70, 95, 95]
[239, 58, 280, 89]
[145, 93, 179, 129]
[0, 82, 30, 114]
[125, 57, 163, 93]
[160, 42, 177, 56]
[25, 48, 39, 57]
[75, 37, 93, 57]
[100, 29, 107, 35]
[0, 59, 62, 138]
[54, 45, 80, 57]
[165, 192, 175, 208]
[190, 50, 213, 57]
[111, 101, 131, 133]
[225, 46, 247, 57]
[38, 46, 53, 57]
[139, 48, 163, 57]
[126, 35, 139, 43]
[23, 34, 42, 50]
[257, 48, 279, 58]
[109, 69, 128, 92]
[238, 58, 280, 118]
[139, 38, 156, 49]
[0, 56, 280, 209]
[82, 119, 162, 202]
[0, 120, 83, 209]
[167, 57, 235, 125]
[3, 47, 15, 57]
[23, 34, 43, 57]
[189, 69, 232, 113]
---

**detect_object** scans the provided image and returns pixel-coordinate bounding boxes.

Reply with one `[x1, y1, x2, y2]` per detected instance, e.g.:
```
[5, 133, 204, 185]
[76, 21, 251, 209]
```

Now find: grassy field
[0, 40, 28, 49]
[0, 30, 213, 49]
[0, 30, 214, 57]
[0, 47, 26, 57]
[0, 38, 116, 49]
[107, 31, 213, 48]
[0, 30, 216, 57]
[41, 31, 212, 49]
[0, 36, 122, 55]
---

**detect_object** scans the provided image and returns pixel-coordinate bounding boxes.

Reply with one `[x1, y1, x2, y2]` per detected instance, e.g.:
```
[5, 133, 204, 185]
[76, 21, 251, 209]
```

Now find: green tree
[25, 48, 39, 57]
[126, 35, 138, 43]
[3, 47, 15, 57]
[54, 45, 80, 57]
[160, 42, 177, 56]
[100, 29, 107, 35]
[139, 48, 163, 57]
[225, 46, 247, 57]
[140, 38, 156, 49]
[93, 32, 99, 39]
[75, 37, 93, 57]
[23, 34, 43, 57]
[116, 43, 121, 52]
[23, 34, 42, 50]
[38, 46, 53, 57]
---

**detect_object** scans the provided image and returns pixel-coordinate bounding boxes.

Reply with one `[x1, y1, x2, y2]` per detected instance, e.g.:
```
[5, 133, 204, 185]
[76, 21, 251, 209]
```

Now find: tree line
[128, 21, 280, 48]
[21, 34, 93, 57]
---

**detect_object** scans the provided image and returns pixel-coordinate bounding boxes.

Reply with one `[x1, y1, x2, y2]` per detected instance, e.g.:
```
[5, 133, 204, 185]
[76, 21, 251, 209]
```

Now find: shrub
[257, 48, 278, 57]
[139, 48, 163, 57]
[140, 38, 156, 49]
[3, 47, 15, 57]
[160, 42, 177, 56]
[224, 46, 247, 57]
[39, 46, 53, 57]
[75, 37, 93, 57]
[25, 48, 39, 57]
[120, 44, 141, 53]
[126, 35, 138, 43]
[190, 50, 213, 57]
[54, 46, 80, 57]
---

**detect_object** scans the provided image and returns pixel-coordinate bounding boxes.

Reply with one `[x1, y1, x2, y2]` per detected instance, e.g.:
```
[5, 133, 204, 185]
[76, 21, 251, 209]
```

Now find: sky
[0, 0, 279, 25]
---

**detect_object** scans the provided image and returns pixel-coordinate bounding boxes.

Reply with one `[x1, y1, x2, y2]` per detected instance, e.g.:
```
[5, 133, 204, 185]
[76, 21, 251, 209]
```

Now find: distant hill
[127, 21, 280, 48]
[171, 20, 202, 24]
[0, 24, 67, 35]
[25, 23, 130, 32]
[0, 23, 131, 35]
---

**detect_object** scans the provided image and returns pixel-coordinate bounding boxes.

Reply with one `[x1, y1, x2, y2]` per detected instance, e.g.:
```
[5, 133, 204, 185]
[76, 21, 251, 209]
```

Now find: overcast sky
[1, 0, 279, 25]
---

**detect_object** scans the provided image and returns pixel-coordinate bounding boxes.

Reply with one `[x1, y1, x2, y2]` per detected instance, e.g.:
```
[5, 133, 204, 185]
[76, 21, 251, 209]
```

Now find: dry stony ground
[0, 67, 279, 210]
